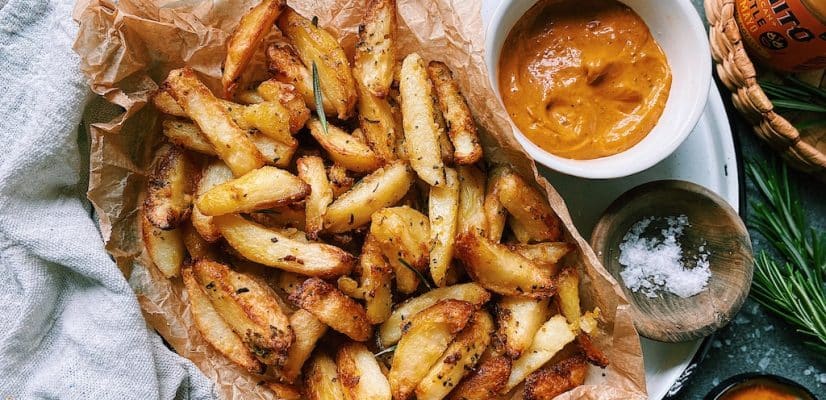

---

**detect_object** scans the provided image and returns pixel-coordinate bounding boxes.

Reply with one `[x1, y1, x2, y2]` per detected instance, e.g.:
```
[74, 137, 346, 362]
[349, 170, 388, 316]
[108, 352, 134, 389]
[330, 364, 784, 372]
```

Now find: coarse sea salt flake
[618, 215, 711, 298]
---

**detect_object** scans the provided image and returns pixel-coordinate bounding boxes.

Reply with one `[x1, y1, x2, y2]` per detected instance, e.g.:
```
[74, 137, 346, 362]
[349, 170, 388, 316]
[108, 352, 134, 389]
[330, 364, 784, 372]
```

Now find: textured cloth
[0, 0, 215, 398]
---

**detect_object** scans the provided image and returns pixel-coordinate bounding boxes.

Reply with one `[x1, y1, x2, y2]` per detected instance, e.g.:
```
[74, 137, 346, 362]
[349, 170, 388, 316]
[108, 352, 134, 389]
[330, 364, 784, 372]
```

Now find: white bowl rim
[484, 0, 712, 179]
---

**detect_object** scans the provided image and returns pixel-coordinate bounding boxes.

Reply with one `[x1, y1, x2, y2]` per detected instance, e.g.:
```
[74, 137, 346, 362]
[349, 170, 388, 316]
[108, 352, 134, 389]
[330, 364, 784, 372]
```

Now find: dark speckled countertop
[672, 2, 826, 398]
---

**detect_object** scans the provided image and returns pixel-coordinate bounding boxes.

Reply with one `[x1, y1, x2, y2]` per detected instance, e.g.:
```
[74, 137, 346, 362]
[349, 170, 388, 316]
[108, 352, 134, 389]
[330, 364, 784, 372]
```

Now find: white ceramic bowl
[485, 0, 711, 179]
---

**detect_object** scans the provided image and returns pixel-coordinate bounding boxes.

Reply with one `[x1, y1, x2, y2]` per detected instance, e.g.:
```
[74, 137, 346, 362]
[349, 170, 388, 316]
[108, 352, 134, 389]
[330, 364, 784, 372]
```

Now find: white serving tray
[480, 3, 740, 398]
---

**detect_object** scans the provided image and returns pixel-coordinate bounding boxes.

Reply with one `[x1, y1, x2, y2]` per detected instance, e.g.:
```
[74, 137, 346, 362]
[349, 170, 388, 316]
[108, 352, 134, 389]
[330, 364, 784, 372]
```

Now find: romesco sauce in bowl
[498, 0, 672, 160]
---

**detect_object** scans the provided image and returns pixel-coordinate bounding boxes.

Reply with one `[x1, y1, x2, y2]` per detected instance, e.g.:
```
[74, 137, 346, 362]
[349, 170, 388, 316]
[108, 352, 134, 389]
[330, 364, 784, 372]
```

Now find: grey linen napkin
[0, 0, 216, 398]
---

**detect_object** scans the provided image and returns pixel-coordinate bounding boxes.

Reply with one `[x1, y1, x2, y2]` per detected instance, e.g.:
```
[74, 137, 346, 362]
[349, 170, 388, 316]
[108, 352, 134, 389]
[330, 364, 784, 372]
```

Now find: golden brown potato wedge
[399, 53, 446, 186]
[164, 67, 265, 176]
[416, 310, 494, 400]
[495, 297, 551, 359]
[281, 308, 328, 383]
[556, 267, 581, 331]
[504, 315, 576, 392]
[240, 100, 295, 145]
[290, 277, 373, 341]
[428, 167, 459, 287]
[353, 0, 396, 98]
[427, 61, 483, 165]
[192, 161, 234, 242]
[357, 235, 394, 324]
[181, 221, 219, 261]
[182, 268, 264, 373]
[327, 164, 354, 198]
[495, 169, 561, 243]
[483, 166, 508, 242]
[433, 94, 454, 165]
[250, 133, 297, 168]
[297, 156, 334, 239]
[274, 270, 307, 298]
[511, 242, 574, 274]
[378, 282, 490, 347]
[455, 231, 555, 298]
[265, 382, 303, 400]
[324, 161, 414, 233]
[576, 332, 609, 368]
[216, 214, 355, 277]
[523, 354, 588, 400]
[256, 79, 310, 133]
[305, 352, 346, 400]
[221, 0, 284, 97]
[457, 165, 488, 236]
[307, 119, 383, 173]
[197, 166, 309, 216]
[357, 84, 398, 162]
[163, 119, 216, 156]
[144, 145, 194, 230]
[370, 206, 430, 294]
[153, 90, 187, 117]
[141, 209, 185, 278]
[278, 8, 357, 119]
[448, 355, 512, 400]
[266, 42, 337, 116]
[337, 342, 392, 400]
[192, 259, 293, 366]
[249, 205, 307, 230]
[389, 299, 475, 400]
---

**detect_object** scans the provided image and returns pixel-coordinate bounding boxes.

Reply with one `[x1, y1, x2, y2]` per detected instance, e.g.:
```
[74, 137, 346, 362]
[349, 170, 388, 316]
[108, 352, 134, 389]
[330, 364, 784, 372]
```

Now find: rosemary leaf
[398, 258, 434, 290]
[374, 345, 396, 357]
[771, 99, 826, 113]
[312, 61, 329, 134]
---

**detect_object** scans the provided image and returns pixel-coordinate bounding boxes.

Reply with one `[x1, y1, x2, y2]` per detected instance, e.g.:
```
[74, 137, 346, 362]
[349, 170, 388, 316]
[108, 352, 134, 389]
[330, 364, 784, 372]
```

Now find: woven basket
[705, 0, 826, 179]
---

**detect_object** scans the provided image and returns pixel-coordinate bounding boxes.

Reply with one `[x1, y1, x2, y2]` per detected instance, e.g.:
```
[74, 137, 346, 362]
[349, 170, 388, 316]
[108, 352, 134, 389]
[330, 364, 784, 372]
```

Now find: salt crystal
[759, 357, 770, 370]
[618, 215, 711, 298]
[819, 373, 826, 384]
[712, 340, 722, 349]
[712, 378, 720, 386]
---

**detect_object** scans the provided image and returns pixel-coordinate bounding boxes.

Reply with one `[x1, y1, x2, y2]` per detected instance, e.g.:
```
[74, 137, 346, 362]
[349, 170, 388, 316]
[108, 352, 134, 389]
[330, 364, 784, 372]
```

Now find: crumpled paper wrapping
[73, 0, 647, 398]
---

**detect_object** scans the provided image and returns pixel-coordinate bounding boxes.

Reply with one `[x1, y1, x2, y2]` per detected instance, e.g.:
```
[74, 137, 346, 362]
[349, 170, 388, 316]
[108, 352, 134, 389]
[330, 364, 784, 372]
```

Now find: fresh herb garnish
[312, 61, 328, 134]
[759, 77, 826, 130]
[398, 258, 434, 290]
[747, 159, 826, 353]
[374, 345, 397, 357]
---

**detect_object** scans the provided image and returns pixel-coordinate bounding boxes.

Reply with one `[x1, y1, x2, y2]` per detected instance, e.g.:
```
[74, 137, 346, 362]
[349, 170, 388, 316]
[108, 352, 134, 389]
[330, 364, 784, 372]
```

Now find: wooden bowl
[590, 180, 753, 342]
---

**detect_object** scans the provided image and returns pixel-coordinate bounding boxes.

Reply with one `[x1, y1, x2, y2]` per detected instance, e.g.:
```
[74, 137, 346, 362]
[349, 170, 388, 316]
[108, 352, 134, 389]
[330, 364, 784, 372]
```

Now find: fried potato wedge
[192, 259, 293, 366]
[266, 42, 337, 116]
[324, 161, 414, 233]
[429, 167, 459, 287]
[307, 119, 383, 173]
[455, 231, 555, 298]
[327, 164, 354, 198]
[182, 268, 264, 373]
[153, 90, 187, 117]
[290, 277, 372, 341]
[399, 53, 445, 186]
[378, 282, 490, 347]
[141, 209, 185, 278]
[357, 84, 398, 162]
[144, 145, 194, 230]
[511, 242, 574, 274]
[416, 310, 494, 400]
[457, 165, 488, 236]
[256, 79, 310, 133]
[448, 355, 512, 400]
[281, 309, 328, 383]
[278, 8, 357, 119]
[577, 332, 609, 368]
[221, 0, 284, 97]
[353, 0, 396, 98]
[305, 352, 346, 400]
[249, 205, 306, 230]
[359, 236, 393, 324]
[370, 206, 430, 294]
[197, 166, 309, 216]
[250, 133, 297, 168]
[433, 94, 454, 165]
[495, 169, 561, 243]
[165, 67, 265, 176]
[265, 382, 303, 400]
[427, 61, 482, 165]
[163, 119, 216, 156]
[337, 342, 392, 400]
[297, 156, 334, 239]
[240, 100, 295, 145]
[495, 297, 551, 359]
[389, 299, 475, 400]
[505, 315, 576, 392]
[556, 267, 581, 331]
[523, 354, 588, 400]
[483, 166, 508, 242]
[182, 220, 220, 260]
[216, 214, 354, 277]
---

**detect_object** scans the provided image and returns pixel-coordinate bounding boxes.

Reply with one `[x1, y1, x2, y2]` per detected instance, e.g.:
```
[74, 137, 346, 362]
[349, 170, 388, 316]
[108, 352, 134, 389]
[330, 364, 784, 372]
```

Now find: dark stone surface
[673, 2, 826, 398]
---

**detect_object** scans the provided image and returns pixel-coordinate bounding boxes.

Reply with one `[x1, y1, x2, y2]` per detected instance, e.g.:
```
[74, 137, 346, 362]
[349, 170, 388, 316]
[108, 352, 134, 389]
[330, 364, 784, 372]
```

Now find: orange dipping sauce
[720, 383, 805, 400]
[498, 0, 672, 160]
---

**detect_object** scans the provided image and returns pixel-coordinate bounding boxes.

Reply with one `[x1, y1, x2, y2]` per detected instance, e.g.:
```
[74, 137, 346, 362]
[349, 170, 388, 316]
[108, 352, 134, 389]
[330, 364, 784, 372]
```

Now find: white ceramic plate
[480, 2, 740, 398]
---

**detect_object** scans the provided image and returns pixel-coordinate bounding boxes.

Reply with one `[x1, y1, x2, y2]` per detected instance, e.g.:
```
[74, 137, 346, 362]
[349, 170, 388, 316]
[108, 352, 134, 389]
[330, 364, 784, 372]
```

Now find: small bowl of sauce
[705, 373, 817, 400]
[485, 0, 711, 178]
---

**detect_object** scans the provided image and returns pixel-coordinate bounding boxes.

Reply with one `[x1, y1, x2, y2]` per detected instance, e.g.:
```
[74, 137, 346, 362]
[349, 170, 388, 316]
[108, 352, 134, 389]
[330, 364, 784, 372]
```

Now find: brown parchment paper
[73, 0, 647, 398]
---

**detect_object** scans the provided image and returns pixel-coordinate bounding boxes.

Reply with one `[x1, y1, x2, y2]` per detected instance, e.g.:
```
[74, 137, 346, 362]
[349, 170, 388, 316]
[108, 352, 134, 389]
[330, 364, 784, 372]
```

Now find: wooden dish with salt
[590, 180, 753, 343]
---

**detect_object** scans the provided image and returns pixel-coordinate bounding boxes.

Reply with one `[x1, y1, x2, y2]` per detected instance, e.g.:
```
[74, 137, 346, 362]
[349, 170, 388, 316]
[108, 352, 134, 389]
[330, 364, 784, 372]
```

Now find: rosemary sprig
[374, 345, 397, 357]
[759, 78, 826, 114]
[312, 61, 328, 134]
[747, 159, 826, 353]
[398, 258, 434, 290]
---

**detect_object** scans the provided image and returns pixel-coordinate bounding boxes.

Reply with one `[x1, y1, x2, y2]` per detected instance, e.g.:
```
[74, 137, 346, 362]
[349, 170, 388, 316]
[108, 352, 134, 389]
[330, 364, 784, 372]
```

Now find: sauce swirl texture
[498, 0, 672, 160]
